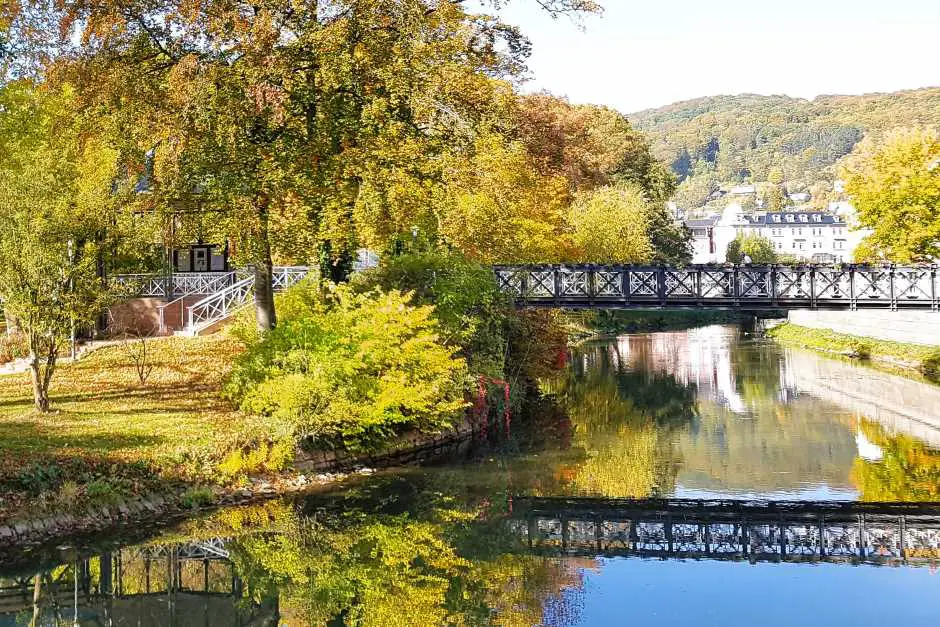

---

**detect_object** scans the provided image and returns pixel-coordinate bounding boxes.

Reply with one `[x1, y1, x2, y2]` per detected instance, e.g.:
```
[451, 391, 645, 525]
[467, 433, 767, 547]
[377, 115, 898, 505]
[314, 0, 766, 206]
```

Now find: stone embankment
[0, 419, 484, 554]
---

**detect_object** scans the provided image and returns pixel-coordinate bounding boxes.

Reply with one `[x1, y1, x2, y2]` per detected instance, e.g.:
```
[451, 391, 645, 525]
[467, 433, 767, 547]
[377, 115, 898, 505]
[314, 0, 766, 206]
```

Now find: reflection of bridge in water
[509, 497, 940, 566]
[0, 539, 276, 626]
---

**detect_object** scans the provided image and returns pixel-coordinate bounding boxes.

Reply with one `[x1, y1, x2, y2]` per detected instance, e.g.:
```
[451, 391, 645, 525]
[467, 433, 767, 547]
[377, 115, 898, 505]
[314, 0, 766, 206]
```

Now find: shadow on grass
[0, 419, 166, 454]
[0, 382, 225, 411]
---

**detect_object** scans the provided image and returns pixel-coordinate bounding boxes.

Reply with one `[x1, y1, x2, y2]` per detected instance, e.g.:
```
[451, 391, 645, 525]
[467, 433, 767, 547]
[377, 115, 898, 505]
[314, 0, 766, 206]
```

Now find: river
[3, 325, 940, 625]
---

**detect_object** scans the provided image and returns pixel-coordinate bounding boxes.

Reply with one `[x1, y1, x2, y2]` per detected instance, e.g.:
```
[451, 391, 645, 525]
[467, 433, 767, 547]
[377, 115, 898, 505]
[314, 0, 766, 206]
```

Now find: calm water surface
[3, 325, 940, 625]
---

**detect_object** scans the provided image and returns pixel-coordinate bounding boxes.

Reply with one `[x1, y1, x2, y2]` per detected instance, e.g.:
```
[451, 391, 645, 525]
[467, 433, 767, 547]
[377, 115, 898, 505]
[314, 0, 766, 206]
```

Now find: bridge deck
[494, 264, 940, 310]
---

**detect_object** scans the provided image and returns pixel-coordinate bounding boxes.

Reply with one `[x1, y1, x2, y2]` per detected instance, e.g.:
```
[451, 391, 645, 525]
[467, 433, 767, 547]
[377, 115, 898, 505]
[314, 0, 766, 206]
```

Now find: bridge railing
[493, 264, 940, 310]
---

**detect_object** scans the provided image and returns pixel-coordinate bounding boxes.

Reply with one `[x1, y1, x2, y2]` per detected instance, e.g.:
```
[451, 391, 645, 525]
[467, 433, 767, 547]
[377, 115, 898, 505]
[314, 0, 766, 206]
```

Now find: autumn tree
[44, 1, 599, 332]
[726, 233, 777, 264]
[0, 83, 122, 411]
[842, 128, 940, 262]
[566, 183, 653, 263]
[437, 133, 570, 263]
[515, 92, 675, 201]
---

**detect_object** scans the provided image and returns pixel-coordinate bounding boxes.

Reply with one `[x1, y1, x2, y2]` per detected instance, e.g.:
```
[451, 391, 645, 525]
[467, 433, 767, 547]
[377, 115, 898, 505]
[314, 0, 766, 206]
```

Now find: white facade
[686, 202, 871, 264]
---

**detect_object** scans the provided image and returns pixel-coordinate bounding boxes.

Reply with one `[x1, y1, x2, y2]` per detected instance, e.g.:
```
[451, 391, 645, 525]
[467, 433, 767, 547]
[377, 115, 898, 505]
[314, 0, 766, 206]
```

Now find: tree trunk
[28, 332, 56, 413]
[254, 196, 277, 333]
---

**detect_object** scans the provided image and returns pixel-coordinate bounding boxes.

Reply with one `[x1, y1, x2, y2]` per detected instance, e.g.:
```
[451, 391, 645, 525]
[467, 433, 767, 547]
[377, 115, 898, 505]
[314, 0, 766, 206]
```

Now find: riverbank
[565, 308, 776, 339]
[767, 322, 940, 383]
[0, 334, 274, 524]
[0, 326, 515, 548]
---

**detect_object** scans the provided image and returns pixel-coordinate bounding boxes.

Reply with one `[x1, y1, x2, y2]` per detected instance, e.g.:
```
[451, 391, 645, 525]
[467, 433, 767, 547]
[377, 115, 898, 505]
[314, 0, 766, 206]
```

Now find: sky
[493, 0, 940, 113]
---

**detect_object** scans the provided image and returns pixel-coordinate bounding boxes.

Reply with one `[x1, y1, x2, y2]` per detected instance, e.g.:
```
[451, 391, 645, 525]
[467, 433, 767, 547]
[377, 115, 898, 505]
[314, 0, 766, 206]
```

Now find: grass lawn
[0, 334, 260, 518]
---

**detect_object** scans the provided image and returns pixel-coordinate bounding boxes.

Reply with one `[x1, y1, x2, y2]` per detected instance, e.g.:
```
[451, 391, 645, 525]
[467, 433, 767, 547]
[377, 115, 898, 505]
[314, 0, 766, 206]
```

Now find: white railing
[186, 276, 256, 333]
[112, 274, 168, 298]
[272, 266, 310, 291]
[182, 266, 310, 334]
[172, 271, 236, 296]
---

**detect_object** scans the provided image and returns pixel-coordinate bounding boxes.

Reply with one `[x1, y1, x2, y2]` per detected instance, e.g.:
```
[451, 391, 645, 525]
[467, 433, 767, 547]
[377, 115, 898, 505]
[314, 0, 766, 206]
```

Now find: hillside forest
[631, 88, 940, 210]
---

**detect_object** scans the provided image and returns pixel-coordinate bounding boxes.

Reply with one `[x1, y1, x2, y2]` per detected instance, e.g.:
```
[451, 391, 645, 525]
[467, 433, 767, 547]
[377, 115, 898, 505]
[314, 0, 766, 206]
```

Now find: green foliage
[918, 350, 940, 384]
[847, 339, 873, 360]
[566, 183, 653, 263]
[842, 128, 940, 262]
[0, 82, 125, 410]
[725, 233, 778, 264]
[15, 462, 61, 493]
[437, 132, 571, 263]
[768, 323, 940, 377]
[226, 281, 469, 451]
[354, 251, 510, 377]
[180, 486, 215, 509]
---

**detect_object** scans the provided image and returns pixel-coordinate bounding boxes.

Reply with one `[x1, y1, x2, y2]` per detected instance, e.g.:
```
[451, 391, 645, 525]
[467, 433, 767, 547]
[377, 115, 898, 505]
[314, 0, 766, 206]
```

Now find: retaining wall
[787, 309, 940, 346]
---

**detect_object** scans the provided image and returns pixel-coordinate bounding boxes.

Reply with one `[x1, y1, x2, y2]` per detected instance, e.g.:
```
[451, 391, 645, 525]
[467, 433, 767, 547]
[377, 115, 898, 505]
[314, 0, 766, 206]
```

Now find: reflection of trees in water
[677, 398, 858, 493]
[221, 484, 588, 626]
[2, 483, 590, 627]
[556, 335, 863, 497]
[852, 420, 940, 502]
[544, 343, 696, 498]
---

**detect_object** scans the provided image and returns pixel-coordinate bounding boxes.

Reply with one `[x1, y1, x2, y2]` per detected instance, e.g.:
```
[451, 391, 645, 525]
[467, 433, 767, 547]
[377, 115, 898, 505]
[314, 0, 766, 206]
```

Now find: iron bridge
[493, 264, 940, 310]
[509, 497, 940, 566]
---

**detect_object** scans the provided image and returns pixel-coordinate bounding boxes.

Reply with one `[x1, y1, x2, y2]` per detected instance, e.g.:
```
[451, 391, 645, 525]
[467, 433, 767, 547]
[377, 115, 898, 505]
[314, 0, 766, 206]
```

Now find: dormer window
[772, 215, 781, 223]
[812, 214, 822, 223]
[799, 215, 808, 222]
[785, 214, 794, 222]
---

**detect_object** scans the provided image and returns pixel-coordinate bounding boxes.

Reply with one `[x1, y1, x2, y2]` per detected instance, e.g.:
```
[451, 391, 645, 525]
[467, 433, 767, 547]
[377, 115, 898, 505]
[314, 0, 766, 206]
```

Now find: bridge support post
[931, 265, 938, 312]
[622, 267, 631, 307]
[849, 266, 858, 311]
[890, 265, 898, 312]
[587, 265, 596, 307]
[809, 267, 817, 310]
[553, 265, 561, 307]
[657, 266, 666, 306]
[770, 266, 779, 308]
[732, 265, 740, 308]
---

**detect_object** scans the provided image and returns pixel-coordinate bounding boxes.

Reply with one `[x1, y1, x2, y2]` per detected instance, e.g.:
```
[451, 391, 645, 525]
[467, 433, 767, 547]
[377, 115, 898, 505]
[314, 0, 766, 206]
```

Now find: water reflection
[5, 326, 940, 625]
[555, 325, 940, 502]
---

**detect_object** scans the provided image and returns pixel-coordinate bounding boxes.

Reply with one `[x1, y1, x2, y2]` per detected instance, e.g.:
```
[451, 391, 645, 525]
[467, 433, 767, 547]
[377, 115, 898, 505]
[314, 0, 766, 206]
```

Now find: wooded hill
[629, 87, 940, 208]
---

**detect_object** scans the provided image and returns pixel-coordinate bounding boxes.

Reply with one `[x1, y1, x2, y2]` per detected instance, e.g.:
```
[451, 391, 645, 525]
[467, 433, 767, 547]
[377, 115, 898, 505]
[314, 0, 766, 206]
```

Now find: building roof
[685, 217, 720, 228]
[745, 212, 845, 226]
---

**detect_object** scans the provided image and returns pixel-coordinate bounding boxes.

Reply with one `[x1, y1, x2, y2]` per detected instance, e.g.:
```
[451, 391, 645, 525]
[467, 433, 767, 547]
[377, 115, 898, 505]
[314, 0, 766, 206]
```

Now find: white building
[685, 202, 871, 264]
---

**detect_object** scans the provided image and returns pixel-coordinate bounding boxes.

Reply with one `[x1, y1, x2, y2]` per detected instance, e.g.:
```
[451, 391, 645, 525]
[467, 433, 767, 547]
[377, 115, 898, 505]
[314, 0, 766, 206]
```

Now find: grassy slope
[767, 322, 940, 382]
[0, 335, 261, 517]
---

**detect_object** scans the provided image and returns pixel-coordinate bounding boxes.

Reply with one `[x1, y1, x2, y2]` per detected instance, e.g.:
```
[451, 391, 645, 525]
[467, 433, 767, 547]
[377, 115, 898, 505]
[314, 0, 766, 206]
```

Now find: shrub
[226, 282, 468, 451]
[181, 486, 215, 509]
[920, 350, 940, 383]
[353, 251, 510, 377]
[848, 339, 872, 360]
[85, 479, 118, 502]
[0, 331, 28, 364]
[16, 462, 62, 493]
